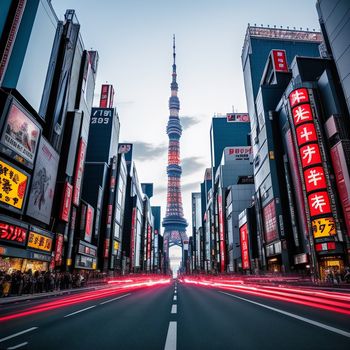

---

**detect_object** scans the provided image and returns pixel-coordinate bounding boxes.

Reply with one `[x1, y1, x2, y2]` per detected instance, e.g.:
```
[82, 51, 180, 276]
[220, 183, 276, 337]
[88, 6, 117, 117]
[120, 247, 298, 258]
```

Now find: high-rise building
[210, 114, 251, 183]
[191, 192, 202, 271]
[162, 36, 188, 270]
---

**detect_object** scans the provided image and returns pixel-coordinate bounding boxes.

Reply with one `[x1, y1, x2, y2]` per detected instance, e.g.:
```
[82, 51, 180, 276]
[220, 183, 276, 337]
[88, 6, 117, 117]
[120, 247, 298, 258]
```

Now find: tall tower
[162, 36, 188, 268]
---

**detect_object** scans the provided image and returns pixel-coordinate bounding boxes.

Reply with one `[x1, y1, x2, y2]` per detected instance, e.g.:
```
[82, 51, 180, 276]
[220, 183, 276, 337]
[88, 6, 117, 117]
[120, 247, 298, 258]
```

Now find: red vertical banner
[239, 223, 250, 269]
[60, 182, 73, 222]
[147, 225, 151, 260]
[84, 205, 94, 243]
[217, 195, 226, 272]
[130, 207, 137, 269]
[271, 49, 288, 72]
[73, 139, 87, 206]
[54, 233, 64, 265]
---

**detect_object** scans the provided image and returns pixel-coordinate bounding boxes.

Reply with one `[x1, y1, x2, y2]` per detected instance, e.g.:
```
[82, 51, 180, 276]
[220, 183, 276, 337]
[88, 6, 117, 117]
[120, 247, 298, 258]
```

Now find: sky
[52, 0, 321, 244]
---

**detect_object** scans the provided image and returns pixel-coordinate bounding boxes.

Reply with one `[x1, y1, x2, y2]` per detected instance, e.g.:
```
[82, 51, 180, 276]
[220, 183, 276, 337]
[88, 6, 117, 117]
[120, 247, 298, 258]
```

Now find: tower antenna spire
[173, 34, 176, 65]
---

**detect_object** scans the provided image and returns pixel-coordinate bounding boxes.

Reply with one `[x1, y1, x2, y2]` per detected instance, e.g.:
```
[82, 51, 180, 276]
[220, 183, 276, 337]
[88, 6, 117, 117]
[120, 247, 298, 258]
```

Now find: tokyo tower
[162, 35, 188, 265]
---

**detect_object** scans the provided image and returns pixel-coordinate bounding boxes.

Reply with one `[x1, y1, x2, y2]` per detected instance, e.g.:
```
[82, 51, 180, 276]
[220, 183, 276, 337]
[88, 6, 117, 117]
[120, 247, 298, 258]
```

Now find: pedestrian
[2, 274, 11, 297]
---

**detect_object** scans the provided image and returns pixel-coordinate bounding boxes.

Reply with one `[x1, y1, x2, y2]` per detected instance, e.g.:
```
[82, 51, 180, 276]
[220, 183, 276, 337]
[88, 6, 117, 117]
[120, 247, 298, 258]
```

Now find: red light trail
[0, 276, 171, 322]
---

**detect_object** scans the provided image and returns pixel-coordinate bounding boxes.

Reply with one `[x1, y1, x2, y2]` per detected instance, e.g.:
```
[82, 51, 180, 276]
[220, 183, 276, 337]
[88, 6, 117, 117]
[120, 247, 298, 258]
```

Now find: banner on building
[239, 223, 250, 269]
[72, 138, 87, 206]
[60, 182, 73, 222]
[226, 113, 250, 123]
[0, 158, 29, 213]
[0, 217, 28, 246]
[0, 99, 41, 168]
[26, 138, 59, 224]
[27, 227, 53, 253]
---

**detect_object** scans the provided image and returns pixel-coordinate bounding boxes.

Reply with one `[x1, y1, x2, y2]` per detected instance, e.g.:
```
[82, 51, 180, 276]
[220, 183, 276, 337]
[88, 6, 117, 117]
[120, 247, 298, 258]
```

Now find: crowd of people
[0, 270, 102, 297]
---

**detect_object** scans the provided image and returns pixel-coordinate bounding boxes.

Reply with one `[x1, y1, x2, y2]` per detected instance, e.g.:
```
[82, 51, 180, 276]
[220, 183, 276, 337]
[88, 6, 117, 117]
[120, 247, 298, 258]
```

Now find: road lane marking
[99, 293, 131, 305]
[174, 290, 177, 294]
[219, 291, 350, 338]
[0, 328, 38, 343]
[64, 305, 96, 318]
[171, 305, 177, 314]
[7, 342, 28, 349]
[164, 322, 177, 350]
[173, 295, 177, 301]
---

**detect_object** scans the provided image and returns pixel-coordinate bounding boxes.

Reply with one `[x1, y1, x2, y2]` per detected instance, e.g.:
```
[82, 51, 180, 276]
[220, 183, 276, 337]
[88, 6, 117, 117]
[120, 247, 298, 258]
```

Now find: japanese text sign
[0, 221, 27, 246]
[27, 231, 52, 252]
[0, 158, 28, 211]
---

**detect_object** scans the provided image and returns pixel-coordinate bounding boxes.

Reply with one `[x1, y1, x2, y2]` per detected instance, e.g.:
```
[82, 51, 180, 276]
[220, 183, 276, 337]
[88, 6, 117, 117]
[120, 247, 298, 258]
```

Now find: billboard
[288, 88, 335, 240]
[239, 223, 250, 270]
[0, 99, 41, 168]
[84, 204, 94, 243]
[59, 182, 73, 222]
[54, 233, 64, 265]
[0, 157, 29, 213]
[72, 138, 87, 206]
[99, 84, 114, 108]
[226, 113, 250, 123]
[0, 217, 27, 247]
[27, 227, 53, 253]
[225, 146, 253, 161]
[26, 138, 59, 224]
[263, 200, 278, 243]
[217, 194, 226, 272]
[271, 50, 288, 72]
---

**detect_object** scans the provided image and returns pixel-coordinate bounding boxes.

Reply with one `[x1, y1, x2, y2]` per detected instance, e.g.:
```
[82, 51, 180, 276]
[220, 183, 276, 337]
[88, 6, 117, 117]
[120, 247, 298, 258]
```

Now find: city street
[1, 280, 349, 350]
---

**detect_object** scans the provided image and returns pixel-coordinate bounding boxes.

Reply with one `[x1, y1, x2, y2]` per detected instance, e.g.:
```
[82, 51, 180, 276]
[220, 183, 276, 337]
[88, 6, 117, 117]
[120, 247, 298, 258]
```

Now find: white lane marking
[173, 295, 177, 301]
[164, 322, 177, 350]
[0, 328, 38, 343]
[171, 304, 177, 314]
[99, 293, 131, 305]
[219, 291, 350, 338]
[174, 290, 177, 294]
[7, 342, 28, 349]
[64, 305, 96, 318]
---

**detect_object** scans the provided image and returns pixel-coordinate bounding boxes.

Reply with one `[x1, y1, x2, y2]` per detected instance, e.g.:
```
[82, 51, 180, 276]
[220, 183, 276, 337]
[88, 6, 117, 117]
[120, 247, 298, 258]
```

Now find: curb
[0, 284, 108, 305]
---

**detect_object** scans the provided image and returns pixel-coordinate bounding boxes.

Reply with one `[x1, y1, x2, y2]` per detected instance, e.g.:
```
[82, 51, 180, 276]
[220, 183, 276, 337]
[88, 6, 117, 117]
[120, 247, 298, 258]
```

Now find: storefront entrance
[267, 256, 282, 273]
[0, 257, 48, 273]
[319, 256, 344, 281]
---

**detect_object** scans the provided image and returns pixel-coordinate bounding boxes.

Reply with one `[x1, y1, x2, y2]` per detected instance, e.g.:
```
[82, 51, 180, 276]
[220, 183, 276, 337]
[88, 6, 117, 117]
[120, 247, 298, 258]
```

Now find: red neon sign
[60, 182, 72, 222]
[299, 143, 322, 168]
[289, 88, 309, 108]
[272, 50, 288, 72]
[292, 104, 313, 126]
[0, 222, 27, 245]
[303, 166, 327, 193]
[239, 223, 250, 270]
[130, 207, 137, 268]
[296, 123, 317, 146]
[73, 139, 87, 206]
[218, 195, 226, 272]
[307, 191, 332, 217]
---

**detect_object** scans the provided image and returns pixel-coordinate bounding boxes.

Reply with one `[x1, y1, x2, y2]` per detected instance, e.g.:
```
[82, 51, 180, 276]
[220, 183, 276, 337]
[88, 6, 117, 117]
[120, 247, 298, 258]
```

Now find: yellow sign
[0, 159, 28, 210]
[66, 258, 72, 266]
[27, 231, 52, 252]
[92, 262, 97, 270]
[114, 241, 119, 251]
[312, 217, 336, 238]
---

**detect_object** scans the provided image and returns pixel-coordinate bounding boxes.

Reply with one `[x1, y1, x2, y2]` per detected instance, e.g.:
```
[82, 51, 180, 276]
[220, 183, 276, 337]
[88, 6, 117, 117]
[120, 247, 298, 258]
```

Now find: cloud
[181, 157, 206, 177]
[154, 184, 167, 194]
[181, 181, 200, 192]
[180, 115, 201, 130]
[131, 141, 168, 161]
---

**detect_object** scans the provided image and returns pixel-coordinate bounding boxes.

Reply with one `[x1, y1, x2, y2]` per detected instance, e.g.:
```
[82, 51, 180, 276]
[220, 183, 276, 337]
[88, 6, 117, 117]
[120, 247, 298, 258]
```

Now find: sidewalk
[0, 283, 108, 305]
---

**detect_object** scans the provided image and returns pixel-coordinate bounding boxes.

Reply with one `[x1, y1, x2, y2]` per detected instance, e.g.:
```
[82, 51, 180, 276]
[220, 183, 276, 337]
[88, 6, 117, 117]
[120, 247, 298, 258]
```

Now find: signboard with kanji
[27, 230, 53, 252]
[312, 217, 336, 238]
[0, 158, 29, 213]
[0, 220, 27, 246]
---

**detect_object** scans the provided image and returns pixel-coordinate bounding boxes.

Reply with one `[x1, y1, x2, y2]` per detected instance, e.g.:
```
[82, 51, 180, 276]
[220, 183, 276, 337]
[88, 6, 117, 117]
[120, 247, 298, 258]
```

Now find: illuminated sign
[130, 207, 137, 268]
[226, 113, 250, 123]
[0, 158, 28, 212]
[315, 242, 336, 252]
[312, 217, 336, 238]
[0, 221, 27, 246]
[27, 231, 52, 252]
[84, 204, 94, 243]
[225, 146, 253, 161]
[0, 100, 41, 168]
[263, 200, 278, 243]
[288, 87, 336, 246]
[218, 194, 226, 272]
[271, 50, 288, 72]
[60, 182, 73, 222]
[72, 138, 87, 206]
[239, 223, 250, 269]
[113, 240, 119, 251]
[54, 234, 64, 265]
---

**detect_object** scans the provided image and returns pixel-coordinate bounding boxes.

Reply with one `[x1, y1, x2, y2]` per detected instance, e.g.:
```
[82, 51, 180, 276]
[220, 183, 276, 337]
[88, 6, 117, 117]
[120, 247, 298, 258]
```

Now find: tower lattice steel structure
[162, 36, 188, 261]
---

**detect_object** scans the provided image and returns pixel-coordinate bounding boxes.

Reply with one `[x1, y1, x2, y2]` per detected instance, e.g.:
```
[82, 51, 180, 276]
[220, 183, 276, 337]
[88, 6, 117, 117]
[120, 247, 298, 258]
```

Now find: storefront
[0, 217, 53, 273]
[266, 241, 282, 273]
[74, 240, 97, 270]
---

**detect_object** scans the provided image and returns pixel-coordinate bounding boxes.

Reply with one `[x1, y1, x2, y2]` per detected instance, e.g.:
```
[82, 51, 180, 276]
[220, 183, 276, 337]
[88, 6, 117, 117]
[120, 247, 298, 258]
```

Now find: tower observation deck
[162, 36, 188, 261]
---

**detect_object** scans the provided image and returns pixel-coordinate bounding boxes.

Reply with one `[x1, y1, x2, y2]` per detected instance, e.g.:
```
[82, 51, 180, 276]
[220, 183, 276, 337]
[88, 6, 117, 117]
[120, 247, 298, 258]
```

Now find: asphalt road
[0, 281, 349, 349]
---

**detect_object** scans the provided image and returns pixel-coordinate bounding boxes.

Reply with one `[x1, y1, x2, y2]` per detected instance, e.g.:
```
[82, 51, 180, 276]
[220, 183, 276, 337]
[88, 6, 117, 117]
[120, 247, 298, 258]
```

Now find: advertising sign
[225, 146, 253, 161]
[27, 230, 53, 252]
[0, 100, 41, 168]
[263, 200, 278, 243]
[26, 138, 59, 224]
[271, 50, 288, 72]
[217, 194, 226, 272]
[239, 223, 250, 269]
[312, 217, 336, 238]
[226, 113, 250, 123]
[0, 158, 29, 212]
[72, 138, 87, 206]
[59, 182, 73, 222]
[130, 207, 137, 268]
[54, 233, 64, 265]
[84, 204, 94, 243]
[0, 220, 27, 246]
